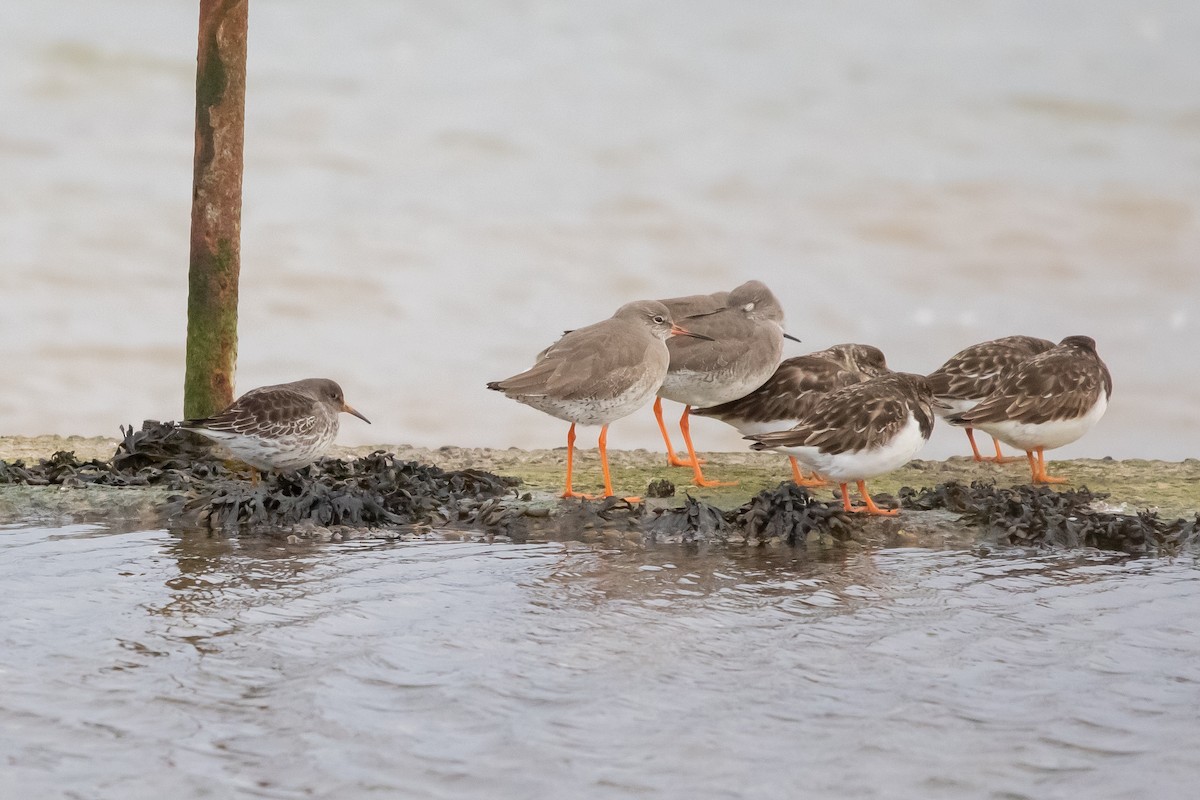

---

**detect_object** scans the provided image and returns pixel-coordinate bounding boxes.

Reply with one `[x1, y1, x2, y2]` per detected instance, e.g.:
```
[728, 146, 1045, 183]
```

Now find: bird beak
[671, 324, 714, 341]
[342, 403, 371, 424]
[783, 332, 802, 343]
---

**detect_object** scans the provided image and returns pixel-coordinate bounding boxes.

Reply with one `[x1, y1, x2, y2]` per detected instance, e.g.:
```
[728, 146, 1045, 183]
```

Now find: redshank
[488, 300, 710, 501]
[693, 343, 889, 486]
[947, 336, 1111, 484]
[926, 335, 1055, 463]
[744, 372, 937, 516]
[180, 378, 371, 481]
[653, 279, 794, 487]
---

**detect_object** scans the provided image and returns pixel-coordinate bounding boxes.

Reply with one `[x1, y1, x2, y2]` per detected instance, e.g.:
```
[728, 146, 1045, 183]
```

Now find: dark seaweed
[0, 421, 517, 532]
[899, 481, 1200, 555]
[3, 424, 1197, 553]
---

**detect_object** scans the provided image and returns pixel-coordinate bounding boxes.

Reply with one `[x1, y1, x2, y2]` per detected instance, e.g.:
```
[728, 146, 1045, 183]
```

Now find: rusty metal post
[184, 0, 248, 418]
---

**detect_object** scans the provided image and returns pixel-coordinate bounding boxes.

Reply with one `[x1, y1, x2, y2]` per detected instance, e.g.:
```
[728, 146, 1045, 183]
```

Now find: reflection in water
[3, 523, 1200, 798]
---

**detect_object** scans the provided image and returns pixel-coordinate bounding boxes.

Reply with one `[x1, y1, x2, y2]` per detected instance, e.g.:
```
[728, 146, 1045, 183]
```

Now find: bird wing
[927, 337, 1055, 399]
[954, 349, 1109, 425]
[695, 356, 864, 422]
[489, 320, 664, 402]
[746, 380, 912, 453]
[182, 386, 322, 438]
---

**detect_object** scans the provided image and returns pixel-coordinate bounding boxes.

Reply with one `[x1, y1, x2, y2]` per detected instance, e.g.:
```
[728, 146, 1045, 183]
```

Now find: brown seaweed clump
[0, 421, 517, 532]
[2, 424, 1198, 554]
[900, 481, 1200, 555]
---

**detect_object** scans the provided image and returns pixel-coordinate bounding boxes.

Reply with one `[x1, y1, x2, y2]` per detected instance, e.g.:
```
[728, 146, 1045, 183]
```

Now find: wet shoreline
[2, 433, 1197, 554]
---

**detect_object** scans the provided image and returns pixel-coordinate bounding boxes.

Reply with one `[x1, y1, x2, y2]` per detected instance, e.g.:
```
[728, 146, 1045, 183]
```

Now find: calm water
[1, 1, 1199, 459]
[3, 522, 1200, 799]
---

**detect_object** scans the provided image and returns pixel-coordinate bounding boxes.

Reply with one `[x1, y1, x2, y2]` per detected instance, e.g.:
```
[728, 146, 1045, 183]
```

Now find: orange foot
[666, 453, 705, 468]
[1027, 447, 1069, 484]
[840, 481, 900, 516]
[977, 436, 1017, 464]
[693, 478, 737, 488]
[789, 458, 828, 487]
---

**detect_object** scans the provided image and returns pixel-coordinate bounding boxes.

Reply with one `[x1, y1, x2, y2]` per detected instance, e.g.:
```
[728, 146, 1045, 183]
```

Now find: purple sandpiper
[180, 378, 370, 480]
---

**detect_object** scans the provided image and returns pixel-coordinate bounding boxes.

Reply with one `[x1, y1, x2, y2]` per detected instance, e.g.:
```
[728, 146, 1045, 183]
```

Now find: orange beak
[342, 403, 371, 424]
[670, 324, 714, 341]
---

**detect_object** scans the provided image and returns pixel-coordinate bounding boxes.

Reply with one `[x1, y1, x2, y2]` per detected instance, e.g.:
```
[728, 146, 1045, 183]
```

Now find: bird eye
[653, 315, 666, 324]
[743, 303, 755, 312]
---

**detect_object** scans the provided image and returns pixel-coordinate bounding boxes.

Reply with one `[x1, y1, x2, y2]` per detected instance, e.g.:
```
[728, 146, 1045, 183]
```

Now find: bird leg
[789, 456, 827, 488]
[1032, 446, 1068, 484]
[679, 407, 736, 488]
[988, 436, 1016, 464]
[964, 427, 985, 461]
[841, 481, 899, 516]
[654, 398, 702, 467]
[560, 423, 589, 499]
[598, 425, 641, 503]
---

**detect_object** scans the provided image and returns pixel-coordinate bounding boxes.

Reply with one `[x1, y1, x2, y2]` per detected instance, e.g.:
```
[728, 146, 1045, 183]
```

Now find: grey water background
[1, 1, 1198, 460]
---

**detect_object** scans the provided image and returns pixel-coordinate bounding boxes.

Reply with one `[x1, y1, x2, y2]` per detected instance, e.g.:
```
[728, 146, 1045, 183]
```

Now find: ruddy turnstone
[652, 279, 796, 487]
[744, 372, 937, 516]
[947, 335, 1111, 484]
[693, 343, 889, 486]
[180, 378, 371, 481]
[927, 335, 1055, 462]
[488, 300, 710, 501]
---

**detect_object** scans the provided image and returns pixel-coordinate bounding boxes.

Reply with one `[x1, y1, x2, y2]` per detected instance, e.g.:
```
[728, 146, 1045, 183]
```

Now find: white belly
[771, 416, 928, 483]
[194, 427, 336, 471]
[728, 418, 801, 437]
[976, 393, 1108, 452]
[658, 364, 776, 408]
[934, 396, 980, 425]
[522, 372, 663, 427]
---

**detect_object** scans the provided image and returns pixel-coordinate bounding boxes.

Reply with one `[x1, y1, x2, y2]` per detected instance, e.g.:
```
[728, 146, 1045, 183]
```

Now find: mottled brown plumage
[926, 335, 1056, 462]
[744, 372, 936, 515]
[926, 335, 1055, 402]
[181, 378, 370, 473]
[748, 372, 935, 455]
[695, 343, 889, 426]
[945, 336, 1111, 484]
[950, 336, 1111, 427]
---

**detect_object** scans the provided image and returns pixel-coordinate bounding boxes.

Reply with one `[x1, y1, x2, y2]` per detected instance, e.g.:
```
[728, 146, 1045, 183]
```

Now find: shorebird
[947, 336, 1111, 484]
[927, 335, 1055, 462]
[180, 378, 370, 482]
[653, 279, 795, 487]
[693, 343, 889, 487]
[488, 300, 710, 501]
[744, 372, 937, 516]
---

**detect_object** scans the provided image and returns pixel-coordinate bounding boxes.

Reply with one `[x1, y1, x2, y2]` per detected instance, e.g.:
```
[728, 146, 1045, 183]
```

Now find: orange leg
[654, 398, 699, 468]
[969, 428, 1015, 464]
[842, 480, 899, 516]
[987, 437, 1016, 464]
[1032, 446, 1067, 484]
[560, 423, 589, 499]
[789, 456, 827, 488]
[964, 427, 985, 461]
[679, 407, 736, 488]
[839, 483, 855, 513]
[598, 425, 641, 503]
